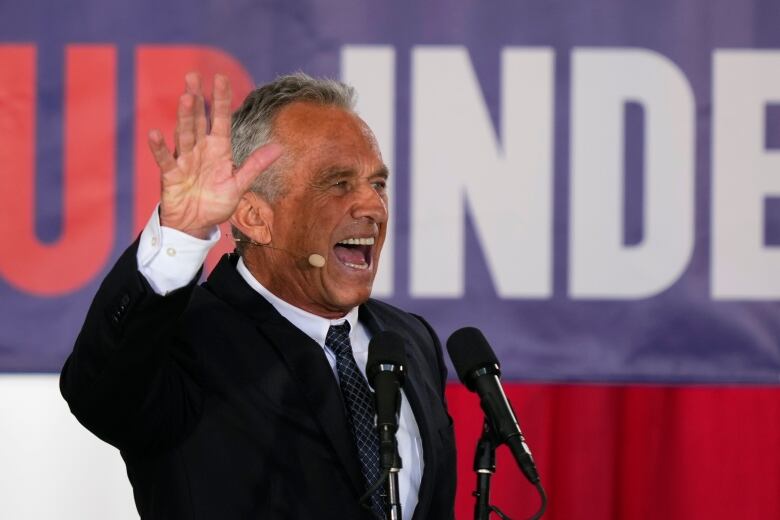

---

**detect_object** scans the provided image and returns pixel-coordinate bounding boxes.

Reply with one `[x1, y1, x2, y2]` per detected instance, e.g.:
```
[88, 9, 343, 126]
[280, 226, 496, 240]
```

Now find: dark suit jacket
[60, 242, 456, 519]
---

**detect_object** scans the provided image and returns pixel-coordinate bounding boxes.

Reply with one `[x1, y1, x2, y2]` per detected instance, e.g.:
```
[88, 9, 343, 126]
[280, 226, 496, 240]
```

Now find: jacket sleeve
[60, 239, 204, 454]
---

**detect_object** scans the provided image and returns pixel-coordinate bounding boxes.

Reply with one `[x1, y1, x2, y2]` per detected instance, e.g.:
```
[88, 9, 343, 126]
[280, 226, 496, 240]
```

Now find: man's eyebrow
[315, 166, 355, 184]
[315, 164, 389, 184]
[373, 165, 390, 179]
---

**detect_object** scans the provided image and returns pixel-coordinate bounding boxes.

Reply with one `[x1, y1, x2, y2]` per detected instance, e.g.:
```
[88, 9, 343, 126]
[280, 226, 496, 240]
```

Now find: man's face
[255, 101, 389, 318]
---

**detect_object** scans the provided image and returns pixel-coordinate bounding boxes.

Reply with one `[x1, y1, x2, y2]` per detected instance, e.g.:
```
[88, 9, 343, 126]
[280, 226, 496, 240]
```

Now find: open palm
[147, 73, 281, 239]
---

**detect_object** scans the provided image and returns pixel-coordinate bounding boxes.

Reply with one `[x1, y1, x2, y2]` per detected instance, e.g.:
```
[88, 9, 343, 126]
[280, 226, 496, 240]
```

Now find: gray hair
[230, 72, 356, 252]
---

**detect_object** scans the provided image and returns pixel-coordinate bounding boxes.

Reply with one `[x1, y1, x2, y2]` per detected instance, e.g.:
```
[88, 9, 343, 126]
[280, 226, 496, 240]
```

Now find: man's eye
[372, 180, 387, 191]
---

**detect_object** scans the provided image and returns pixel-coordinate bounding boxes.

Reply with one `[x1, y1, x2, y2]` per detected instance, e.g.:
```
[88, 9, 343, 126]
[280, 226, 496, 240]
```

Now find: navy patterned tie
[326, 322, 387, 518]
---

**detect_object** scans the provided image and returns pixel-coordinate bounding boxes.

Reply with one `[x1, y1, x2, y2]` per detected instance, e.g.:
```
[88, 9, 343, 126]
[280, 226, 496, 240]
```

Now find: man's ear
[230, 192, 274, 245]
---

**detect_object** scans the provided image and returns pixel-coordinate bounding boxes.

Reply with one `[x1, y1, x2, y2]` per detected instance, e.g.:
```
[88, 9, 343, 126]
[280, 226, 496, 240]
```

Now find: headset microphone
[232, 237, 326, 268]
[307, 253, 326, 268]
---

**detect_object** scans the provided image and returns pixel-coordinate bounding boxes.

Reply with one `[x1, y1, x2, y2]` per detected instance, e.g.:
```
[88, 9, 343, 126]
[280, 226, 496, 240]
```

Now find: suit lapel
[257, 315, 367, 495]
[204, 254, 366, 496]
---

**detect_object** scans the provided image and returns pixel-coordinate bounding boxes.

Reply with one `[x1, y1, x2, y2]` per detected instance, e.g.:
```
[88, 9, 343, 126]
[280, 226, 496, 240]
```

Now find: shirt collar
[236, 257, 360, 350]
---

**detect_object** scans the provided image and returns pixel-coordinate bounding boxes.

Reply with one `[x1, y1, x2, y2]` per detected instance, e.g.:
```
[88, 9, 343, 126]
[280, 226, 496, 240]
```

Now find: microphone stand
[473, 420, 497, 520]
[379, 425, 403, 520]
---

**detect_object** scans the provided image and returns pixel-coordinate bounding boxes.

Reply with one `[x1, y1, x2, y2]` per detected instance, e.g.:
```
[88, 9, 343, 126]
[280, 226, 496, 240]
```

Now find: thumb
[233, 143, 283, 192]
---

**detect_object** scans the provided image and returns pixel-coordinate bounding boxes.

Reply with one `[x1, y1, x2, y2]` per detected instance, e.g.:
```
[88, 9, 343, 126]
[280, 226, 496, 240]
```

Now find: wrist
[159, 213, 213, 240]
[173, 226, 213, 240]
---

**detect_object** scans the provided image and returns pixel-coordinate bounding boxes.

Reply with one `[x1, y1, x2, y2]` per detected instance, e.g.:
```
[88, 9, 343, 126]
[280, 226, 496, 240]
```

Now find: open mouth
[333, 237, 374, 270]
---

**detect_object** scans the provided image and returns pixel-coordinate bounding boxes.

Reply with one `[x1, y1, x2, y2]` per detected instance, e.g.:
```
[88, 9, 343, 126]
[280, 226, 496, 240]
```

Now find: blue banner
[1, 0, 779, 383]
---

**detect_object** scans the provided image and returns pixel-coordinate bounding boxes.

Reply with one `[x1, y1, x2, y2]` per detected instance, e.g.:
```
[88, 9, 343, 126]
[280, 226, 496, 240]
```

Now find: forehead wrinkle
[307, 136, 383, 171]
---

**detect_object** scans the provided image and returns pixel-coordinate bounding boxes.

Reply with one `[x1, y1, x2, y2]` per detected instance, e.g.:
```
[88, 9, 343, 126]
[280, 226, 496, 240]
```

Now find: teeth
[344, 262, 369, 270]
[338, 237, 375, 246]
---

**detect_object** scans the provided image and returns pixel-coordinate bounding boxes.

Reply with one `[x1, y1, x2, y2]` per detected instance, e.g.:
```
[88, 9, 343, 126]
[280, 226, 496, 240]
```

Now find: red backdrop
[447, 384, 780, 520]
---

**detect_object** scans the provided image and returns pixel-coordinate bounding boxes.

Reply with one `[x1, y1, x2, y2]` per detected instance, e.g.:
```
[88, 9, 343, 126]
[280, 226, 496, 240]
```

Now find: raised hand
[147, 73, 282, 239]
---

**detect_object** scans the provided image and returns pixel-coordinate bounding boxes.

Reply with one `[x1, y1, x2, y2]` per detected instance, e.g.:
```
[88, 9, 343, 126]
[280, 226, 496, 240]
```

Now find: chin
[329, 285, 373, 310]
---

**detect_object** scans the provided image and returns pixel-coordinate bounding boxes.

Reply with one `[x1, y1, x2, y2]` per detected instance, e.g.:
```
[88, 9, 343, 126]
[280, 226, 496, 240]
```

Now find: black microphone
[367, 330, 406, 519]
[367, 331, 406, 445]
[447, 327, 540, 484]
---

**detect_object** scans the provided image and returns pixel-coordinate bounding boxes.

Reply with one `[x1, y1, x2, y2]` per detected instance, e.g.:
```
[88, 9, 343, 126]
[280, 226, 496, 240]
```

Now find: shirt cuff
[136, 206, 220, 295]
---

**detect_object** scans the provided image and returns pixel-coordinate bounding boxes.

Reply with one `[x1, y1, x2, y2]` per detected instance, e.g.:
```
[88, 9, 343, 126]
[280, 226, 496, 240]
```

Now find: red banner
[449, 384, 780, 519]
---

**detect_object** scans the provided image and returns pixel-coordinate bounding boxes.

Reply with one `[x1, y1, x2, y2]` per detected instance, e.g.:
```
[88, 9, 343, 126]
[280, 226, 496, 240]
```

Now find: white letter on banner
[712, 51, 780, 299]
[341, 46, 396, 297]
[569, 48, 694, 298]
[410, 47, 554, 297]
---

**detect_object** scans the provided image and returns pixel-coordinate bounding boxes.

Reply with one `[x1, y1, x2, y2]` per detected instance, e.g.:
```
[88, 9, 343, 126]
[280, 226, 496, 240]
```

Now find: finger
[176, 93, 196, 156]
[147, 129, 177, 174]
[185, 72, 208, 140]
[233, 143, 284, 193]
[210, 74, 233, 137]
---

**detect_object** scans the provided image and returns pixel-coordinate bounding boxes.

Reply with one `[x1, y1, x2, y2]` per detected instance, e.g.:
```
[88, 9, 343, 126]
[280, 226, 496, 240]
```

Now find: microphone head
[446, 327, 500, 388]
[367, 330, 406, 388]
[308, 253, 326, 268]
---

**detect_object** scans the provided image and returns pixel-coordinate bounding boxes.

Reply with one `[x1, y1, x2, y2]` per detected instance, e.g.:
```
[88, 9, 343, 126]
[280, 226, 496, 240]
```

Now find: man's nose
[351, 182, 388, 223]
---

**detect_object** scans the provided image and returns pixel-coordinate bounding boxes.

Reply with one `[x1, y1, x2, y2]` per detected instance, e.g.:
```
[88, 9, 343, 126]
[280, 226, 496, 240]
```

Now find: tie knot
[326, 322, 352, 357]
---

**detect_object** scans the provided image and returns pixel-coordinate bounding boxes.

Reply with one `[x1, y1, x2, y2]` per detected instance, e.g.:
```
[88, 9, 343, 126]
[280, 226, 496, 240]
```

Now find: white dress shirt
[136, 209, 423, 516]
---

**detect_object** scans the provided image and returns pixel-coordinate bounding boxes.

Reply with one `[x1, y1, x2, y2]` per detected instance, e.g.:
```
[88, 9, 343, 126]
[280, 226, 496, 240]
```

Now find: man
[60, 72, 456, 519]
